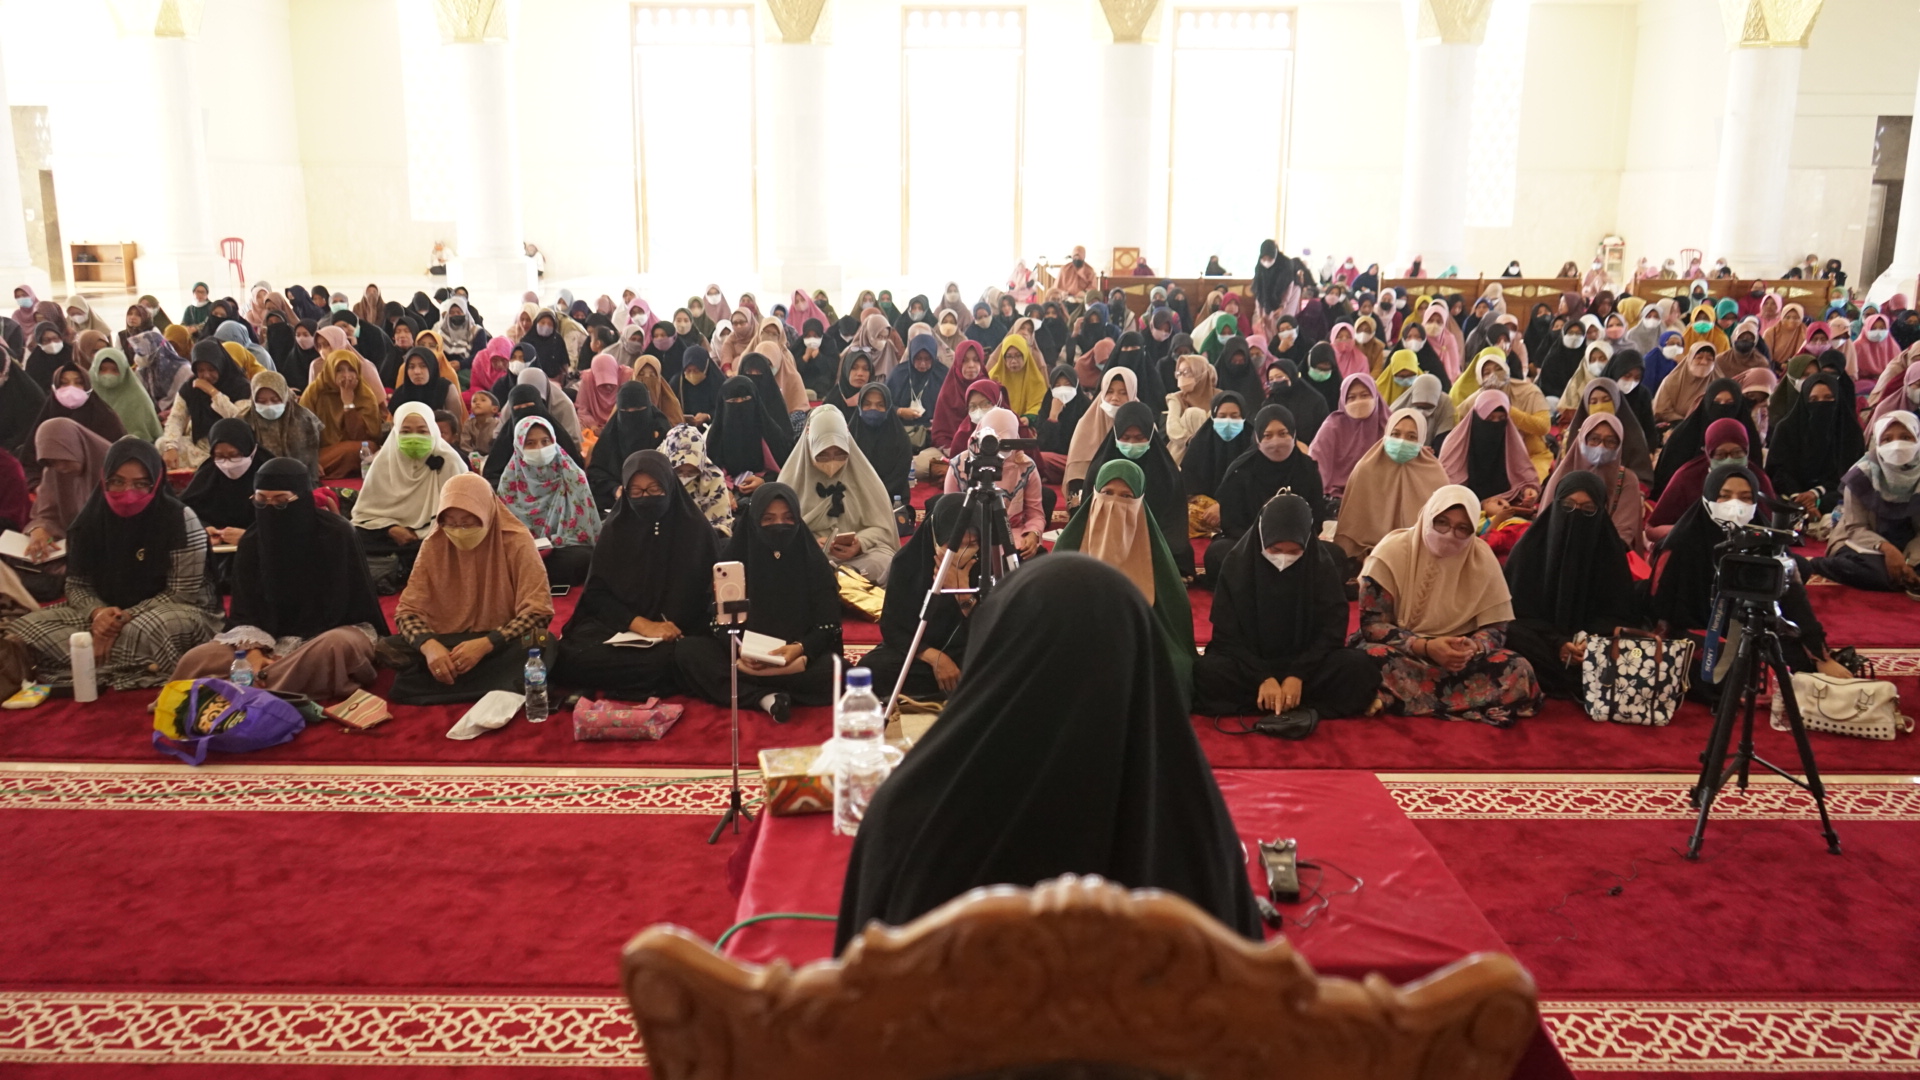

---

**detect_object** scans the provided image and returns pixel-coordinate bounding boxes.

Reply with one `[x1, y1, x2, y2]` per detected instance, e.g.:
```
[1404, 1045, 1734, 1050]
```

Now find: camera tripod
[882, 436, 1024, 718]
[708, 602, 754, 844]
[1686, 593, 1841, 859]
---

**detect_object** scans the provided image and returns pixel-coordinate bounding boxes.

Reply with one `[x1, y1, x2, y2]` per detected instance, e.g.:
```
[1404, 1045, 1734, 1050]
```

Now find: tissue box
[572, 697, 681, 741]
[758, 745, 832, 816]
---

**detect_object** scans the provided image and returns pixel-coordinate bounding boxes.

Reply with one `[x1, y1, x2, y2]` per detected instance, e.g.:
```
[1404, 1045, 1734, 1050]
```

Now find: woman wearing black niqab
[1650, 377, 1761, 497]
[1213, 336, 1261, 403]
[585, 381, 671, 510]
[1194, 493, 1380, 718]
[407, 292, 439, 331]
[1265, 354, 1332, 443]
[1501, 469, 1641, 698]
[835, 552, 1264, 953]
[1251, 239, 1289, 317]
[1101, 330, 1165, 412]
[706, 374, 794, 478]
[1765, 369, 1863, 515]
[526, 309, 569, 379]
[1087, 400, 1196, 577]
[558, 449, 718, 698]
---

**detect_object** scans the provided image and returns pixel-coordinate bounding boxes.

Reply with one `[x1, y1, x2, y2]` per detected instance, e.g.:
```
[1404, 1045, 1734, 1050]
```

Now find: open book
[604, 632, 664, 648]
[0, 530, 63, 564]
[740, 630, 795, 667]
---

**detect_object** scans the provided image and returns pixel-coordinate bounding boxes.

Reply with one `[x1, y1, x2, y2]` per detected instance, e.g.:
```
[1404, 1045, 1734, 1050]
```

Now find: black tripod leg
[1688, 644, 1748, 859]
[1765, 640, 1842, 855]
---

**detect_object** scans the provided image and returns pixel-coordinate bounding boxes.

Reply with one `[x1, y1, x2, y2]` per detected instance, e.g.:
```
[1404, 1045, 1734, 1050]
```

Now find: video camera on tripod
[1711, 495, 1807, 605]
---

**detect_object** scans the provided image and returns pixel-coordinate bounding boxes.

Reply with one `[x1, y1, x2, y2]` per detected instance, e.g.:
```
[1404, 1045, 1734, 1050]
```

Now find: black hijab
[407, 292, 439, 330]
[1765, 369, 1864, 501]
[1646, 463, 1763, 635]
[876, 494, 970, 657]
[1504, 469, 1637, 633]
[1601, 348, 1658, 448]
[1652, 378, 1762, 497]
[725, 482, 841, 645]
[1216, 404, 1327, 538]
[1250, 239, 1288, 312]
[1301, 344, 1343, 413]
[1214, 336, 1261, 402]
[1535, 330, 1588, 398]
[67, 438, 189, 611]
[380, 316, 422, 385]
[1211, 493, 1348, 667]
[387, 347, 451, 416]
[1264, 356, 1331, 443]
[483, 384, 583, 484]
[0, 357, 47, 455]
[1181, 391, 1253, 500]
[586, 381, 672, 509]
[1088, 400, 1195, 575]
[179, 418, 262, 530]
[850, 382, 913, 501]
[669, 344, 721, 423]
[183, 340, 253, 442]
[1103, 331, 1165, 409]
[230, 457, 387, 639]
[263, 311, 297, 372]
[707, 375, 793, 476]
[836, 553, 1263, 952]
[567, 450, 717, 638]
[527, 311, 568, 378]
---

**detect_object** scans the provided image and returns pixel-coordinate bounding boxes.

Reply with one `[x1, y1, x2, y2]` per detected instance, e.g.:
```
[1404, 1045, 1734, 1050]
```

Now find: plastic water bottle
[523, 648, 550, 723]
[69, 632, 97, 703]
[832, 668, 894, 837]
[907, 456, 916, 488]
[358, 441, 374, 474]
[228, 648, 254, 688]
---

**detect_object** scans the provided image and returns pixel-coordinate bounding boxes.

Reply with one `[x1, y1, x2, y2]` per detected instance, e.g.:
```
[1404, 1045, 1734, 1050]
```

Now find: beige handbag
[1780, 672, 1915, 741]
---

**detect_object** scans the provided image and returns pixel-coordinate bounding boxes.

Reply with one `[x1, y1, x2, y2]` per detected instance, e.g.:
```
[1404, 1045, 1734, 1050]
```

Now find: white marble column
[1706, 0, 1823, 276]
[0, 40, 45, 295]
[765, 43, 839, 298]
[1868, 68, 1920, 304]
[432, 1, 532, 303]
[1394, 0, 1493, 275]
[1100, 42, 1155, 267]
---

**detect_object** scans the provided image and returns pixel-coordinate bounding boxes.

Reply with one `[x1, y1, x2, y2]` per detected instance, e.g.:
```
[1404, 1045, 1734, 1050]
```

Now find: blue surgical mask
[859, 408, 887, 428]
[1306, 367, 1333, 382]
[13, 297, 29, 310]
[1115, 440, 1149, 460]
[1212, 417, 1245, 440]
[1383, 436, 1419, 464]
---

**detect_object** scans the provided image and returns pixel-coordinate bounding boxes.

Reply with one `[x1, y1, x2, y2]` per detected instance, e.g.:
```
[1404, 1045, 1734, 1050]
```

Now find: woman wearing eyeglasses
[1500, 470, 1642, 700]
[1351, 484, 1542, 725]
[6, 438, 222, 690]
[167, 458, 389, 698]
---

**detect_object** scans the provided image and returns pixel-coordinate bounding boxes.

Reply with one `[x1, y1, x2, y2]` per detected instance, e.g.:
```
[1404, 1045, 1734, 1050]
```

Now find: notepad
[210, 544, 239, 555]
[740, 630, 793, 667]
[605, 632, 664, 648]
[532, 536, 554, 552]
[0, 531, 63, 564]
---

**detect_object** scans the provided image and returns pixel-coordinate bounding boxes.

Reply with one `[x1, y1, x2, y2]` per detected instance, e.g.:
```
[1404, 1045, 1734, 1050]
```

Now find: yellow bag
[837, 566, 885, 621]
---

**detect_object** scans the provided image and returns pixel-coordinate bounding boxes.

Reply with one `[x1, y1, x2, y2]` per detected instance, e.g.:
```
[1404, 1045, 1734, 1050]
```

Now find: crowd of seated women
[0, 260, 1912, 726]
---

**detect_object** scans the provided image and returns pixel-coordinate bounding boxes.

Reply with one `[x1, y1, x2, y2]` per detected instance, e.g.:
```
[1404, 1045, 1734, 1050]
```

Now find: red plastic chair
[220, 237, 246, 289]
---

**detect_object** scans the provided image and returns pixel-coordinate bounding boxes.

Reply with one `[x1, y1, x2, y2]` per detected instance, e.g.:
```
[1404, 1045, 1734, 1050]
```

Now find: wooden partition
[1382, 278, 1580, 311]
[1632, 278, 1830, 313]
[1099, 275, 1252, 319]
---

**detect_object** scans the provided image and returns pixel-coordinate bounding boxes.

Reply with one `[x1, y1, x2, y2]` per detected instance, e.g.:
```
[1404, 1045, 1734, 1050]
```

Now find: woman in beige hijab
[1332, 407, 1448, 562]
[1064, 366, 1137, 490]
[1162, 355, 1216, 465]
[1354, 484, 1542, 725]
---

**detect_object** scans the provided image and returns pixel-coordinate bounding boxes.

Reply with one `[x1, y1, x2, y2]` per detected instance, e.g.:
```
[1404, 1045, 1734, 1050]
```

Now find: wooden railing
[1631, 278, 1831, 313]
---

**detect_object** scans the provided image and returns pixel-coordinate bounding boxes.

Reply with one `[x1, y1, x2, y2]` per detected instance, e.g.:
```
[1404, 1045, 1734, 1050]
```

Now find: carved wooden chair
[623, 875, 1538, 1080]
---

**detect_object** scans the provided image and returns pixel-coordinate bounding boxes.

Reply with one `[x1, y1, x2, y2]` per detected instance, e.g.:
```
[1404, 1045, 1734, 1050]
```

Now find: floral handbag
[1580, 629, 1696, 727]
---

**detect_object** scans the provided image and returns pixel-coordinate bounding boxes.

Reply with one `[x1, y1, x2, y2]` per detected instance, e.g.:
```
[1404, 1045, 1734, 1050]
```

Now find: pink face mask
[105, 489, 156, 518]
[53, 386, 89, 409]
[1424, 524, 1473, 559]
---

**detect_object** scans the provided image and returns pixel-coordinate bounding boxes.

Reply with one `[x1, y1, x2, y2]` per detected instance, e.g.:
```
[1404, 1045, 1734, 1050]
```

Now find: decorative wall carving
[1099, 0, 1159, 44]
[1717, 0, 1823, 48]
[433, 0, 510, 44]
[1411, 0, 1495, 46]
[766, 0, 827, 43]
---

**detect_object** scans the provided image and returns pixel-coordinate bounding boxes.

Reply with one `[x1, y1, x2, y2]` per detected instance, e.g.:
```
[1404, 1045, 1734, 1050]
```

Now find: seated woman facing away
[1806, 411, 1920, 594]
[384, 472, 554, 705]
[1353, 484, 1542, 726]
[556, 450, 717, 699]
[7, 439, 222, 689]
[671, 483, 844, 722]
[172, 458, 388, 699]
[1054, 459, 1196, 688]
[835, 553, 1261, 954]
[778, 406, 901, 585]
[351, 401, 465, 578]
[1195, 493, 1381, 720]
[1500, 470, 1643, 700]
[495, 415, 600, 586]
[861, 495, 975, 700]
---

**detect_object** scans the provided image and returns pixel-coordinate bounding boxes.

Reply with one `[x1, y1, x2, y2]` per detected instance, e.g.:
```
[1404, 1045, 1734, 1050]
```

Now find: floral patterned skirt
[1358, 645, 1543, 727]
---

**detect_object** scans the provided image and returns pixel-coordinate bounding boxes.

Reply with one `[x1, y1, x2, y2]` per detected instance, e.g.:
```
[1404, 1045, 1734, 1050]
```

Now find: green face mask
[398, 433, 434, 460]
[1692, 320, 1713, 334]
[1306, 367, 1334, 382]
[1711, 452, 1748, 470]
[95, 372, 122, 388]
[1384, 436, 1420, 464]
[1115, 440, 1149, 460]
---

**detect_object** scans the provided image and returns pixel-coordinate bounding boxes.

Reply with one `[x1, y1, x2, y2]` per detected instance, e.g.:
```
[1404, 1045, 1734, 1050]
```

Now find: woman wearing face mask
[24, 321, 72, 389]
[780, 406, 903, 583]
[21, 418, 109, 566]
[964, 302, 1005, 354]
[987, 333, 1047, 425]
[1181, 391, 1253, 531]
[1500, 469, 1642, 700]
[660, 423, 734, 538]
[1197, 492, 1381, 720]
[179, 416, 263, 554]
[851, 383, 914, 506]
[1439, 391, 1537, 502]
[706, 372, 797, 491]
[1311, 374, 1387, 497]
[791, 319, 837, 402]
[1403, 372, 1457, 448]
[1849, 313, 1900, 390]
[241, 369, 322, 482]
[944, 378, 1010, 460]
[862, 495, 980, 699]
[1680, 302, 1728, 355]
[1554, 339, 1614, 419]
[1034, 364, 1091, 469]
[1645, 464, 1849, 683]
[496, 416, 599, 586]
[1209, 335, 1262, 404]
[1350, 314, 1388, 377]
[584, 382, 668, 511]
[1532, 314, 1593, 399]
[643, 316, 690, 385]
[572, 352, 628, 433]
[381, 473, 553, 706]
[125, 329, 190, 428]
[1162, 354, 1216, 464]
[1064, 367, 1137, 492]
[1375, 348, 1425, 410]
[1764, 370, 1862, 522]
[847, 311, 904, 381]
[74, 347, 158, 445]
[1542, 413, 1645, 552]
[22, 362, 126, 483]
[1203, 403, 1325, 584]
[169, 457, 387, 698]
[485, 382, 585, 486]
[1805, 412, 1920, 594]
[665, 344, 720, 427]
[1712, 318, 1767, 381]
[1647, 417, 1776, 538]
[1763, 302, 1808, 363]
[1055, 458, 1196, 683]
[1284, 347, 1336, 431]
[1621, 299, 1664, 358]
[1333, 407, 1448, 564]
[1080, 401, 1191, 577]
[351, 403, 465, 574]
[1352, 484, 1540, 724]
[555, 448, 718, 698]
[1651, 341, 1721, 427]
[7, 439, 221, 690]
[941, 406, 1047, 558]
[1653, 376, 1762, 497]
[158, 342, 254, 472]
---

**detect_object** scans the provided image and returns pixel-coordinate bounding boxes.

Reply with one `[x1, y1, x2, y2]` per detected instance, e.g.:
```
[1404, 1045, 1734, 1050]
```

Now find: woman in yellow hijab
[989, 333, 1048, 420]
[1375, 349, 1423, 408]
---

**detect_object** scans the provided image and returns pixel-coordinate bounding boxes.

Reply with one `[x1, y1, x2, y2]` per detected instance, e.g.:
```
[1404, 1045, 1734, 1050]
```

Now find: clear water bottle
[229, 648, 254, 688]
[832, 668, 894, 837]
[359, 441, 374, 474]
[523, 647, 549, 723]
[907, 456, 916, 488]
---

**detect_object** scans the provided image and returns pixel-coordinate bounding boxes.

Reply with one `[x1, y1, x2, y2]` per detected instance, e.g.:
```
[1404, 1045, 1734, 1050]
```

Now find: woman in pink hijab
[785, 290, 829, 337]
[1850, 313, 1900, 386]
[575, 353, 630, 431]
[1328, 322, 1369, 379]
[1439, 390, 1538, 500]
[467, 336, 514, 404]
[1310, 374, 1387, 495]
[1422, 301, 1465, 381]
[9, 284, 40, 336]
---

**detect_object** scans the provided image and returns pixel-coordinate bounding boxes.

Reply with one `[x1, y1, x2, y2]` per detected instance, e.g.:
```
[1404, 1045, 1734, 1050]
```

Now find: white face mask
[1277, 329, 1296, 343]
[1662, 345, 1682, 359]
[803, 337, 821, 349]
[1706, 497, 1756, 527]
[214, 454, 255, 479]
[508, 360, 526, 375]
[295, 335, 314, 349]
[523, 443, 559, 468]
[42, 341, 64, 355]
[1868, 329, 1889, 343]
[1585, 360, 1607, 376]
[254, 402, 286, 420]
[1050, 385, 1077, 404]
[1880, 440, 1919, 467]
[706, 291, 722, 304]
[1561, 333, 1583, 349]
[968, 407, 988, 424]
[69, 312, 88, 325]
[1480, 366, 1507, 388]
[1643, 312, 1660, 324]
[1355, 331, 1375, 344]
[1261, 549, 1300, 573]
[1099, 400, 1121, 418]
[1617, 377, 1640, 395]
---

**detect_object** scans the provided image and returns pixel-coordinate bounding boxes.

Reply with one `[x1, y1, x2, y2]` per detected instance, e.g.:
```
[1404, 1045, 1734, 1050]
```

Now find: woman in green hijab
[88, 347, 162, 441]
[1053, 457, 1196, 689]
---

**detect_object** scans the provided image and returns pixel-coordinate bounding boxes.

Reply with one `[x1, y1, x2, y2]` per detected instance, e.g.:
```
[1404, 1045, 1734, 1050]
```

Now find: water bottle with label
[832, 668, 896, 837]
[229, 648, 254, 688]
[523, 647, 549, 722]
